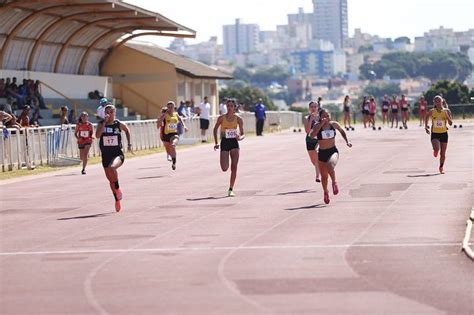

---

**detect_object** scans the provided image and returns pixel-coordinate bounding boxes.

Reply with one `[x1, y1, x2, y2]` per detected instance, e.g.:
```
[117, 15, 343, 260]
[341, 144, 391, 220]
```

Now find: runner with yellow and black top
[425, 95, 452, 174]
[157, 101, 188, 170]
[213, 99, 245, 197]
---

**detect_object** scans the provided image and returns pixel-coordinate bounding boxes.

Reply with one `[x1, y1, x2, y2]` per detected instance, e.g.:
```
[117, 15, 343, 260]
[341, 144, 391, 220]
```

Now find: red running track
[1, 122, 473, 314]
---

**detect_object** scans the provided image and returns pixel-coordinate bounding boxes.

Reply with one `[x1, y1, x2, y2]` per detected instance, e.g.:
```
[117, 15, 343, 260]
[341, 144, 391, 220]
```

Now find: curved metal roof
[0, 0, 196, 75]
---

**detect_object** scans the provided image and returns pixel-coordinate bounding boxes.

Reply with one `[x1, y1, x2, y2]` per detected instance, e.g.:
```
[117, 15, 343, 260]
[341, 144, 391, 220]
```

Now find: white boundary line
[461, 208, 474, 260]
[0, 242, 465, 257]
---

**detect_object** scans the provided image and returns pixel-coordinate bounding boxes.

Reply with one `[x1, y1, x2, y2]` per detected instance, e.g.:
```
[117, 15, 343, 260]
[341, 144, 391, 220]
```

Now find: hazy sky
[125, 0, 473, 46]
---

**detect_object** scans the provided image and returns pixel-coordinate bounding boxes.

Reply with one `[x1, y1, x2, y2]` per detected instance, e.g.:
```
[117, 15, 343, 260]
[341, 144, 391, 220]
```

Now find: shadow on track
[407, 173, 441, 178]
[285, 204, 325, 211]
[277, 189, 314, 196]
[136, 175, 166, 180]
[57, 212, 113, 221]
[187, 196, 228, 201]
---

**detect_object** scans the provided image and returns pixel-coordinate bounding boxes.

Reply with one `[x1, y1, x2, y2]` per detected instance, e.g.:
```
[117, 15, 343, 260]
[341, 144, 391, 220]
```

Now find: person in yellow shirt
[157, 101, 187, 170]
[213, 99, 245, 197]
[425, 95, 452, 174]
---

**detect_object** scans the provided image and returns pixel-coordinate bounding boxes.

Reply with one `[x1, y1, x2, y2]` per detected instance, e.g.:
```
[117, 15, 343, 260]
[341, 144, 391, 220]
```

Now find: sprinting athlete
[425, 95, 452, 174]
[96, 105, 132, 212]
[157, 101, 188, 170]
[418, 95, 427, 127]
[310, 109, 352, 204]
[304, 101, 321, 182]
[400, 94, 410, 129]
[75, 112, 93, 174]
[381, 95, 390, 127]
[390, 95, 399, 128]
[213, 99, 245, 197]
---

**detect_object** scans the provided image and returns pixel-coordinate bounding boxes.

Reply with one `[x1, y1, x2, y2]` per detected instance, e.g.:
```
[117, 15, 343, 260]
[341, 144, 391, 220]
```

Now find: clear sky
[125, 0, 473, 46]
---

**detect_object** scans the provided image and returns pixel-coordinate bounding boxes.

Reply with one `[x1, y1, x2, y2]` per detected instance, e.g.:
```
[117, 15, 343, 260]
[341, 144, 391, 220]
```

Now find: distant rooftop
[126, 42, 232, 80]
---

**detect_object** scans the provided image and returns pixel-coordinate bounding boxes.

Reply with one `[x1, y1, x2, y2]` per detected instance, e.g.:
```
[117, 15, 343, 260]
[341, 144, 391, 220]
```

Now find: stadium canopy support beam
[53, 16, 159, 73]
[27, 10, 134, 71]
[0, 2, 111, 68]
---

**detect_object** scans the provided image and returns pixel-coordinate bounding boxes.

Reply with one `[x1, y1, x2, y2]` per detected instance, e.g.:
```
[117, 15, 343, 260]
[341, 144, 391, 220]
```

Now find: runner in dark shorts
[96, 105, 132, 212]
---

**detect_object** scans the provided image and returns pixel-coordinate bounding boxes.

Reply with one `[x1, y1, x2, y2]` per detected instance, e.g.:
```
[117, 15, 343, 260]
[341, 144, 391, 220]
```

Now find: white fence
[0, 111, 302, 172]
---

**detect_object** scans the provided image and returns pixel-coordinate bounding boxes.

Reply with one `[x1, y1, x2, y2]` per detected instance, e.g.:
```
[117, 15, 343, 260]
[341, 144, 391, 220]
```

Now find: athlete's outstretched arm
[424, 109, 432, 134]
[156, 114, 165, 130]
[304, 115, 312, 134]
[213, 116, 223, 150]
[446, 110, 453, 126]
[119, 122, 132, 152]
[332, 122, 352, 147]
[177, 115, 188, 131]
[237, 116, 245, 141]
[95, 121, 105, 139]
[309, 121, 323, 138]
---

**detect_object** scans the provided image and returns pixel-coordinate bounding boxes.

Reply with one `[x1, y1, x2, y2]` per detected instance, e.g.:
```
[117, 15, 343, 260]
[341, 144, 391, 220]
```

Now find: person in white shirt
[219, 97, 228, 115]
[196, 96, 211, 142]
[96, 97, 108, 122]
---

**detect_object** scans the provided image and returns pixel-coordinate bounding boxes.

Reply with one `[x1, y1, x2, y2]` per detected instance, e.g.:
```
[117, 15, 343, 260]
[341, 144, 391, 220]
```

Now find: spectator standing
[197, 96, 211, 142]
[219, 97, 228, 115]
[33, 80, 47, 109]
[254, 98, 266, 136]
[59, 106, 69, 125]
[96, 97, 108, 122]
[68, 108, 77, 124]
[177, 101, 187, 117]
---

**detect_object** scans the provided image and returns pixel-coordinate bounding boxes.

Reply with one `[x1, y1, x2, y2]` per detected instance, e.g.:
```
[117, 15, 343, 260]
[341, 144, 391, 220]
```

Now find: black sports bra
[317, 124, 336, 140]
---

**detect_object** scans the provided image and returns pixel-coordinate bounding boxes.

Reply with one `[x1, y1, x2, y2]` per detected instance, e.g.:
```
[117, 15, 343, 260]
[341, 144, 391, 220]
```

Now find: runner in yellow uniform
[157, 101, 187, 170]
[213, 99, 245, 197]
[425, 95, 452, 174]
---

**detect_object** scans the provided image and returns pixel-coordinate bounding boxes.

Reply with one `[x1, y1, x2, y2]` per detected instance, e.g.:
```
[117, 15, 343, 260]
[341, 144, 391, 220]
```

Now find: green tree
[424, 80, 470, 104]
[220, 87, 276, 111]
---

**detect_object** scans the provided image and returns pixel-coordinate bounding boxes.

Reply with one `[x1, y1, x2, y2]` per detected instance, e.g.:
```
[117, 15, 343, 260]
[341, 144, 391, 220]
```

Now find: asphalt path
[1, 122, 473, 314]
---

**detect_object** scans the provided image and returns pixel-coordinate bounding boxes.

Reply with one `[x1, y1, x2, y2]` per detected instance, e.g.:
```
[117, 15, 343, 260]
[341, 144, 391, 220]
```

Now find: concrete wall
[0, 69, 111, 99]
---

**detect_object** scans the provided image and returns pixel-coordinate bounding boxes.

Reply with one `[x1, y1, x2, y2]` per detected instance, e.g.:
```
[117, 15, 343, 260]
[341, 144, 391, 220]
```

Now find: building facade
[312, 0, 348, 50]
[223, 19, 260, 58]
[290, 50, 346, 78]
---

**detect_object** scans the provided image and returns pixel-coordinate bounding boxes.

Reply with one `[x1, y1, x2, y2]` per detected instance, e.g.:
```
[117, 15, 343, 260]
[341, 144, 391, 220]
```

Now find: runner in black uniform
[304, 101, 321, 182]
[310, 109, 352, 204]
[96, 105, 132, 212]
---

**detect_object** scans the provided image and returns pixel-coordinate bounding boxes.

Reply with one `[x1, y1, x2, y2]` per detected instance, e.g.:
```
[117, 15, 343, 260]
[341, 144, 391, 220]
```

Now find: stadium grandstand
[0, 0, 230, 125]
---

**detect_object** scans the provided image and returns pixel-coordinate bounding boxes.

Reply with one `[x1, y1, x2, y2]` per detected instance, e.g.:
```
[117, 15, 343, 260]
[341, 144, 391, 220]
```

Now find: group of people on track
[342, 94, 431, 130]
[72, 94, 453, 212]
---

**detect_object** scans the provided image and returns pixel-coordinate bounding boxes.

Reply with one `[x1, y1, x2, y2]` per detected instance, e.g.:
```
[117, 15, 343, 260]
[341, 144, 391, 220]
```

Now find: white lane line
[2, 242, 464, 257]
[462, 208, 474, 260]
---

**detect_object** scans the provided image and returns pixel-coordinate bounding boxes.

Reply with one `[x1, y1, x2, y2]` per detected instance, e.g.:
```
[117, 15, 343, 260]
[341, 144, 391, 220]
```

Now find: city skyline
[125, 0, 473, 46]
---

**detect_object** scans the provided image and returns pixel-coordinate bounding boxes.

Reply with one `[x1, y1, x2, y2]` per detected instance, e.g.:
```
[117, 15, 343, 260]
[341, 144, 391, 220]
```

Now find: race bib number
[321, 130, 335, 139]
[392, 104, 398, 109]
[80, 131, 89, 138]
[363, 105, 369, 110]
[225, 129, 238, 139]
[103, 135, 119, 146]
[420, 105, 425, 110]
[435, 120, 444, 128]
[167, 123, 178, 131]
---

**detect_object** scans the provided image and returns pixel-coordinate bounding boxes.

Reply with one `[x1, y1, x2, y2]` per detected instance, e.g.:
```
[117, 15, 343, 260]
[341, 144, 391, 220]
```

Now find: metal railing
[0, 111, 302, 172]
